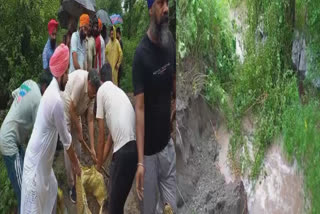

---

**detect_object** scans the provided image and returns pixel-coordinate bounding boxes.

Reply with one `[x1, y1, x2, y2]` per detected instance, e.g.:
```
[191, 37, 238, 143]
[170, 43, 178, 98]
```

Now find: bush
[283, 100, 320, 213]
[121, 37, 140, 93]
[0, 0, 60, 110]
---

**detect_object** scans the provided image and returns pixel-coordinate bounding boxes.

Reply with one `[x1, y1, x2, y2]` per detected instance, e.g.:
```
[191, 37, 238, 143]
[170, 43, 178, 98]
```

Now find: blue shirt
[69, 31, 87, 73]
[42, 38, 55, 70]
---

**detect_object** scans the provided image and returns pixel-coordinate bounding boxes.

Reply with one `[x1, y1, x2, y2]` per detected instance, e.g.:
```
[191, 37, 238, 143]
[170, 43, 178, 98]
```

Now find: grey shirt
[0, 80, 41, 156]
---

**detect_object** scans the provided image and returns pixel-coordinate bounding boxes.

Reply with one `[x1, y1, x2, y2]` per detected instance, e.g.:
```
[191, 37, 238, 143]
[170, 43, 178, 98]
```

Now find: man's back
[24, 78, 70, 176]
[0, 80, 41, 156]
[96, 81, 135, 153]
[63, 70, 93, 118]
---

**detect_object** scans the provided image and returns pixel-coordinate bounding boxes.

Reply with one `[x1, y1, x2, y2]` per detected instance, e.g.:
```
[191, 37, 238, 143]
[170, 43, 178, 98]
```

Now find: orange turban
[98, 18, 102, 31]
[50, 44, 69, 78]
[79, 14, 90, 27]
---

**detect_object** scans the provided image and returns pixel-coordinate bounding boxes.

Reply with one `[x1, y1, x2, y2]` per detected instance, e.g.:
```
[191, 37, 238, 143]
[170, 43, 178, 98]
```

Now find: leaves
[0, 0, 60, 109]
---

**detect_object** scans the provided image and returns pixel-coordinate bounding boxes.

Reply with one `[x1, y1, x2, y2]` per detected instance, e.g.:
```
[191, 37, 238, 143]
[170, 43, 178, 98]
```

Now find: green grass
[282, 99, 320, 213]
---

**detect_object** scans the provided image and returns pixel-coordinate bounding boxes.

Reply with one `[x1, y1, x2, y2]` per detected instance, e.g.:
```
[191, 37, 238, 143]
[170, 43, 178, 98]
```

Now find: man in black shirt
[132, 0, 176, 213]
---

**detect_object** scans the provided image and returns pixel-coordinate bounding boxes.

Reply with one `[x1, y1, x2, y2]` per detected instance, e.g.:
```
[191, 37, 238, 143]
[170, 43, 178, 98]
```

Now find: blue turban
[147, 0, 155, 9]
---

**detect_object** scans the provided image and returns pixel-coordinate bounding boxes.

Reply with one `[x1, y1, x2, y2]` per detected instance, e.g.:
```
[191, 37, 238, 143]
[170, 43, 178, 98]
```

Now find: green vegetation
[0, 0, 61, 109]
[120, 0, 149, 92]
[178, 0, 320, 213]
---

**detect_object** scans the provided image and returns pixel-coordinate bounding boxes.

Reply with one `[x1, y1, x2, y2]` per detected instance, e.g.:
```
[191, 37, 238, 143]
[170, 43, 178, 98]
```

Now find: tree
[96, 0, 123, 15]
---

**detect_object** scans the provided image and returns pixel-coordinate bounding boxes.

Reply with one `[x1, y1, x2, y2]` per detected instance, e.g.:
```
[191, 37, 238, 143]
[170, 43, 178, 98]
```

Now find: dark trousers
[108, 140, 137, 214]
[3, 146, 25, 214]
[118, 66, 123, 88]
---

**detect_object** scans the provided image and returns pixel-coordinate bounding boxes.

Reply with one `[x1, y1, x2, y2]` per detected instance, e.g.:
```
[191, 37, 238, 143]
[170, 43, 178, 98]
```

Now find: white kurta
[21, 78, 71, 213]
[100, 35, 105, 66]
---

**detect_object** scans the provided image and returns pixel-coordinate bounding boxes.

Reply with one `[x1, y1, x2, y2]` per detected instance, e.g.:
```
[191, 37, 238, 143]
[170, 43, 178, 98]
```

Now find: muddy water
[216, 118, 306, 214]
[216, 124, 236, 184]
[245, 143, 305, 214]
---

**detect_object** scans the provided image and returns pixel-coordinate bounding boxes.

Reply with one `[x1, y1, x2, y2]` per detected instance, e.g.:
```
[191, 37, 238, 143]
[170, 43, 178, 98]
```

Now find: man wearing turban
[42, 19, 58, 71]
[69, 14, 90, 73]
[21, 44, 81, 213]
[133, 0, 177, 213]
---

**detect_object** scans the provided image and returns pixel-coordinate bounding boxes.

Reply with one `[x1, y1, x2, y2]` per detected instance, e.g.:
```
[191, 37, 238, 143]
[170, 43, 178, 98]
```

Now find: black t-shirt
[132, 32, 176, 156]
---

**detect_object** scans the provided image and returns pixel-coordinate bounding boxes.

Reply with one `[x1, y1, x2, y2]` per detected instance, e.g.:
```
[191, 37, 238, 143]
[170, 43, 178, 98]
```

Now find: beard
[50, 39, 56, 49]
[150, 13, 170, 48]
[80, 30, 86, 43]
[59, 78, 66, 91]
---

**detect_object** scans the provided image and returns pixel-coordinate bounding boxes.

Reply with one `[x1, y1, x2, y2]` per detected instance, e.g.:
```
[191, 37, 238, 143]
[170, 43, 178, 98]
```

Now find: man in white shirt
[62, 69, 101, 203]
[96, 63, 137, 214]
[21, 44, 81, 213]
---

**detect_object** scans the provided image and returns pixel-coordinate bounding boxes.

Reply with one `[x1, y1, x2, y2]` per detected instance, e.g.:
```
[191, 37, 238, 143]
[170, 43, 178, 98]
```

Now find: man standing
[42, 19, 58, 71]
[0, 72, 52, 213]
[132, 0, 176, 213]
[62, 69, 101, 203]
[21, 44, 81, 213]
[96, 63, 137, 214]
[69, 14, 89, 73]
[87, 17, 96, 71]
[105, 26, 123, 86]
[116, 27, 124, 87]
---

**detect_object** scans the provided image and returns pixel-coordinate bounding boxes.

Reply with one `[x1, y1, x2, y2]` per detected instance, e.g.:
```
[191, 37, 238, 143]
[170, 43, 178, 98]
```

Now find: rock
[292, 30, 307, 73]
[176, 96, 247, 214]
[206, 191, 214, 204]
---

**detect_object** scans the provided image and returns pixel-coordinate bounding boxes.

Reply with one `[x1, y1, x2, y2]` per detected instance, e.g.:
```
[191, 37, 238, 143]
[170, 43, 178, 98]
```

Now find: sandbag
[57, 187, 65, 214]
[76, 165, 107, 214]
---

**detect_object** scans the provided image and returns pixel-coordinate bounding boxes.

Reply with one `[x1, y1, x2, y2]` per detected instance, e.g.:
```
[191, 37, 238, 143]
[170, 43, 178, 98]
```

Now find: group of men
[43, 14, 124, 87]
[0, 0, 176, 213]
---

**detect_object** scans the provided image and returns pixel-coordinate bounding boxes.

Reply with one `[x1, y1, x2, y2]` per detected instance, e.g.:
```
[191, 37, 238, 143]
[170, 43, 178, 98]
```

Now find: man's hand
[78, 127, 84, 143]
[135, 165, 145, 201]
[91, 148, 97, 163]
[73, 158, 81, 177]
[95, 163, 102, 172]
[115, 64, 119, 71]
[170, 109, 176, 133]
[170, 109, 176, 124]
